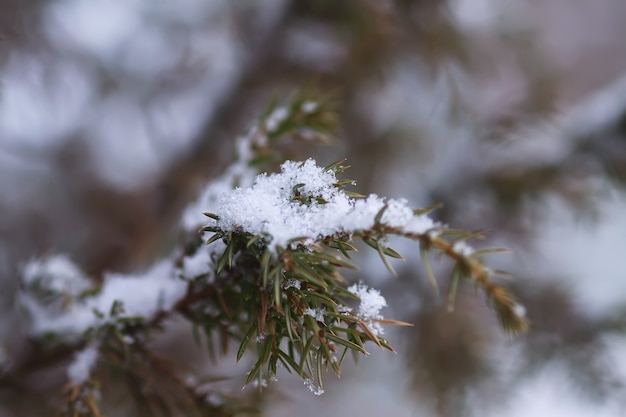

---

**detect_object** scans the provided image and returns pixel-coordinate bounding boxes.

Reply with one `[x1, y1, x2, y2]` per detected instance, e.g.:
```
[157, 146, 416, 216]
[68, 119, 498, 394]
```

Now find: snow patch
[21, 259, 187, 337]
[67, 344, 99, 384]
[212, 159, 438, 252]
[347, 281, 387, 336]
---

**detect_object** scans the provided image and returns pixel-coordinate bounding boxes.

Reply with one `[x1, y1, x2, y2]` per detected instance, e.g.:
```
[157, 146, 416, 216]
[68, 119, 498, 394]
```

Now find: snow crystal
[67, 344, 99, 384]
[452, 241, 474, 257]
[348, 282, 387, 319]
[347, 281, 387, 335]
[212, 159, 436, 252]
[252, 378, 269, 388]
[304, 378, 324, 396]
[304, 307, 326, 322]
[283, 278, 301, 290]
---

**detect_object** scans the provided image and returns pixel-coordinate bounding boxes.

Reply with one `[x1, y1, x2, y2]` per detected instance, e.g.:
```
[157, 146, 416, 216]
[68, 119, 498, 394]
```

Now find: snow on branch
[15, 95, 526, 417]
[204, 158, 527, 332]
[196, 157, 527, 389]
[212, 158, 438, 252]
[182, 94, 338, 231]
[20, 257, 186, 337]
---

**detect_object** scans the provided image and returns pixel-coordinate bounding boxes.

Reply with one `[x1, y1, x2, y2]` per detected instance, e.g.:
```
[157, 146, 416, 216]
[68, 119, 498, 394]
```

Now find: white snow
[283, 278, 301, 290]
[452, 241, 475, 257]
[304, 307, 326, 322]
[180, 246, 216, 280]
[212, 159, 438, 252]
[379, 198, 414, 228]
[347, 282, 387, 320]
[22, 254, 92, 295]
[405, 215, 439, 235]
[22, 259, 187, 337]
[303, 378, 324, 396]
[265, 107, 289, 133]
[95, 261, 186, 318]
[511, 302, 527, 319]
[67, 343, 99, 384]
[347, 281, 387, 336]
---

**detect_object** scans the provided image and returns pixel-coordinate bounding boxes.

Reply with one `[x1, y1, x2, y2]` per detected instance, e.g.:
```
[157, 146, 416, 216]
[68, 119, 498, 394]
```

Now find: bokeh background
[1, 1, 626, 416]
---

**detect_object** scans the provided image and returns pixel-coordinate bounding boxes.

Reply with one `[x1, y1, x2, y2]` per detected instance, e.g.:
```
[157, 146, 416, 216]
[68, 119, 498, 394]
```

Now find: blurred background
[1, 0, 626, 416]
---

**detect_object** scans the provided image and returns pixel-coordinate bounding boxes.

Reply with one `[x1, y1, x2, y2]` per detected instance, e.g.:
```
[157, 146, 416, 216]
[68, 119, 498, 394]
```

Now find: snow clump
[213, 158, 438, 252]
[347, 281, 387, 336]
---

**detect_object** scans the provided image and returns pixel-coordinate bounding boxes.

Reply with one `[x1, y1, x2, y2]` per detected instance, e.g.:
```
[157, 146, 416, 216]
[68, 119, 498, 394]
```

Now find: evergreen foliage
[18, 97, 526, 416]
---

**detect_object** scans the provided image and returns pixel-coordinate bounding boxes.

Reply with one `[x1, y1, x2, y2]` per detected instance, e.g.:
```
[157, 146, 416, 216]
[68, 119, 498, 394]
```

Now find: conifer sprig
[198, 158, 528, 390]
[15, 95, 527, 416]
